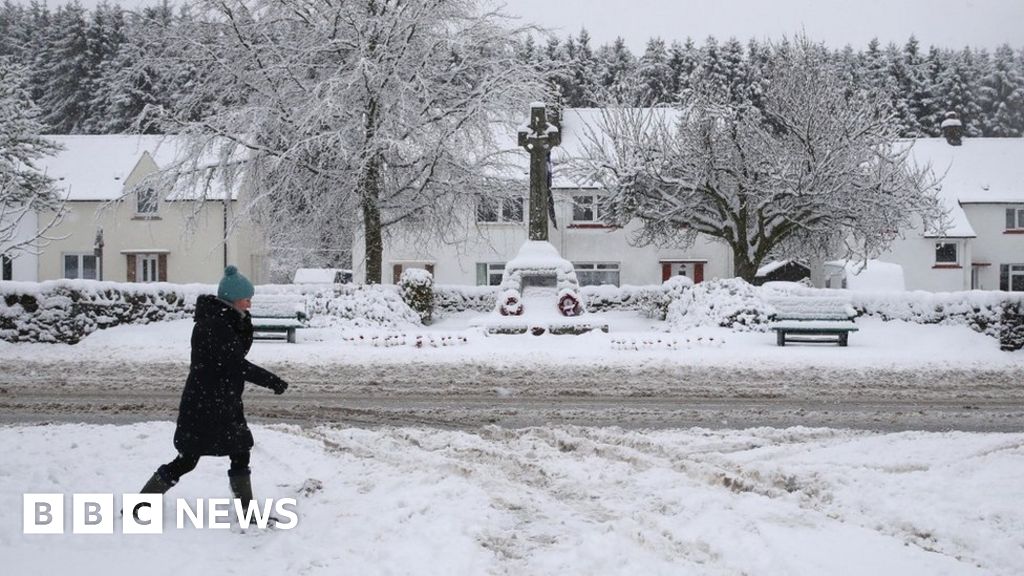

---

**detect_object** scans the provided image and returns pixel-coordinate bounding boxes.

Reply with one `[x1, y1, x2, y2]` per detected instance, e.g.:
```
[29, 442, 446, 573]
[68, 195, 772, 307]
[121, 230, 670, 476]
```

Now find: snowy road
[1, 360, 1022, 431]
[4, 422, 1024, 576]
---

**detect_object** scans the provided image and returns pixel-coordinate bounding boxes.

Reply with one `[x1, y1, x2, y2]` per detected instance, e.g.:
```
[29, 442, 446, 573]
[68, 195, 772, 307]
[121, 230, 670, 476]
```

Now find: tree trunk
[361, 155, 383, 284]
[733, 251, 759, 284]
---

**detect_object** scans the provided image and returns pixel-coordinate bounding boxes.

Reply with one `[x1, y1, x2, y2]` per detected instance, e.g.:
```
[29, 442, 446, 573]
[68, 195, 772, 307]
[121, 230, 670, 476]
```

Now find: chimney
[940, 111, 963, 146]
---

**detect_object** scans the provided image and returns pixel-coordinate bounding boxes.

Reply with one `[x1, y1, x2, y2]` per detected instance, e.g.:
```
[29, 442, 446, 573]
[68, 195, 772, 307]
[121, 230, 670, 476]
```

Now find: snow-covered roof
[34, 135, 170, 201]
[33, 135, 242, 202]
[755, 260, 791, 277]
[909, 138, 1024, 238]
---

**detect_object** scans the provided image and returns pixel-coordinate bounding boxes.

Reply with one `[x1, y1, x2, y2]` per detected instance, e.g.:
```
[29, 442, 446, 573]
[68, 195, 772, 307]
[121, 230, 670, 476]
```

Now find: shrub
[399, 268, 435, 324]
[667, 278, 773, 331]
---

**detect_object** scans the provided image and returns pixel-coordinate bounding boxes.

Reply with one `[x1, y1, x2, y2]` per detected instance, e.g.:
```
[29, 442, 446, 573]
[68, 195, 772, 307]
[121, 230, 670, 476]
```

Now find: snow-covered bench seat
[250, 295, 309, 344]
[768, 296, 858, 347]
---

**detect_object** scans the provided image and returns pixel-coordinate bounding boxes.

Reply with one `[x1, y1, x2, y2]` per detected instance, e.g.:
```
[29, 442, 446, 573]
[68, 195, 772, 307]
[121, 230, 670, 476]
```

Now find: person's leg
[129, 454, 200, 520]
[228, 451, 253, 508]
[138, 454, 200, 495]
[228, 451, 251, 478]
[156, 454, 201, 487]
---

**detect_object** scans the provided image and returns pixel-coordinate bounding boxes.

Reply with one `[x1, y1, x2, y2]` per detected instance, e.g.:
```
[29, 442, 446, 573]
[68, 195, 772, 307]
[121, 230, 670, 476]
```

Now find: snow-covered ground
[2, 422, 1022, 575]
[2, 310, 1021, 573]
[0, 311, 1020, 372]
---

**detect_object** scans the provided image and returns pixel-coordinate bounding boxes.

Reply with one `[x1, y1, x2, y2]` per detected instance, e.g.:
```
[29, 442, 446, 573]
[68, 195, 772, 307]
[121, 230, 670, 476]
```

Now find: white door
[137, 255, 159, 283]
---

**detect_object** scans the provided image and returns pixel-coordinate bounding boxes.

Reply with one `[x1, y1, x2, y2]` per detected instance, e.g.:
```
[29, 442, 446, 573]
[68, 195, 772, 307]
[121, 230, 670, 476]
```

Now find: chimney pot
[940, 111, 963, 146]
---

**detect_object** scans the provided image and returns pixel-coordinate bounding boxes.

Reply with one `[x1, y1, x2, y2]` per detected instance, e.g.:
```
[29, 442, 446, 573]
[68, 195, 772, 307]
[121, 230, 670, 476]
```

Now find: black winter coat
[173, 295, 287, 456]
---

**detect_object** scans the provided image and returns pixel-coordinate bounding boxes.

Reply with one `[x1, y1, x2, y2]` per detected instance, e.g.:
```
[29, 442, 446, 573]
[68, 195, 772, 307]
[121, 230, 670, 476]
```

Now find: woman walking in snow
[133, 265, 289, 512]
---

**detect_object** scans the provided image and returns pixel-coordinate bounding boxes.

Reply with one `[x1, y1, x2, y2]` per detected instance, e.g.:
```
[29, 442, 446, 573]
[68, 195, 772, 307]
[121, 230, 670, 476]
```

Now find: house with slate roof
[4, 135, 263, 284]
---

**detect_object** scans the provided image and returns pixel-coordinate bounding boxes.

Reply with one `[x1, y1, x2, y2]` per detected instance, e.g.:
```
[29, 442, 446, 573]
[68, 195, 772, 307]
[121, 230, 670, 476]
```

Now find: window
[574, 262, 620, 287]
[1006, 208, 1024, 230]
[2, 254, 11, 281]
[572, 194, 605, 223]
[477, 196, 524, 223]
[63, 253, 98, 280]
[476, 263, 505, 286]
[1001, 264, 1024, 291]
[137, 254, 160, 283]
[136, 187, 159, 216]
[935, 242, 958, 265]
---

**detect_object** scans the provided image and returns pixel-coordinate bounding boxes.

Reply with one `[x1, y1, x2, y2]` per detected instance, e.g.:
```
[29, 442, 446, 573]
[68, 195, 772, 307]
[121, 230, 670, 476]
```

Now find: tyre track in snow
[0, 360, 1022, 431]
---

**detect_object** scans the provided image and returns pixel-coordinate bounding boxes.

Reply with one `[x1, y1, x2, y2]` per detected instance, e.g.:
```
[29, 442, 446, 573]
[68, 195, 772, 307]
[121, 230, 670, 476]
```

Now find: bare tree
[0, 57, 65, 258]
[574, 38, 945, 282]
[144, 0, 549, 283]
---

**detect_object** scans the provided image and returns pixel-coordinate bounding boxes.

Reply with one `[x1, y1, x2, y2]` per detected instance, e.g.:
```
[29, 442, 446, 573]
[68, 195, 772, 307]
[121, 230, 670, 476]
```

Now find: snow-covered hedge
[256, 283, 420, 328]
[0, 281, 421, 344]
[762, 282, 1024, 339]
[433, 285, 500, 314]
[0, 280, 205, 344]
[580, 284, 671, 318]
[667, 278, 774, 331]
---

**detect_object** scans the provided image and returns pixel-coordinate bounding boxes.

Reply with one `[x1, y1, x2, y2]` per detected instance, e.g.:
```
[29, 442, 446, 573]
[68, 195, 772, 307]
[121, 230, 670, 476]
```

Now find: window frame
[476, 196, 524, 224]
[571, 193, 605, 224]
[476, 262, 505, 286]
[136, 187, 159, 217]
[573, 261, 621, 287]
[934, 241, 959, 266]
[1005, 207, 1024, 231]
[1002, 264, 1024, 291]
[62, 253, 98, 280]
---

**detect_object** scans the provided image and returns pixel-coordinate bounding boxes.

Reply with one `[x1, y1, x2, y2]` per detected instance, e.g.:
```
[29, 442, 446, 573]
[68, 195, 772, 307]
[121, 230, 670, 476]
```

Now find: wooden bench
[250, 295, 309, 344]
[768, 296, 858, 347]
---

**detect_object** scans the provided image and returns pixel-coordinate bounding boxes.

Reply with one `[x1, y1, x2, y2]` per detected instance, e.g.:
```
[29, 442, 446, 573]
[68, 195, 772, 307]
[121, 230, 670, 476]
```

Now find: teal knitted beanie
[218, 265, 254, 302]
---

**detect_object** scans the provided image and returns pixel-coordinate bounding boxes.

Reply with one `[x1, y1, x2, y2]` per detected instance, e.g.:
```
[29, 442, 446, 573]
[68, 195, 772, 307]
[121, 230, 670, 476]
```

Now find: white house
[352, 109, 734, 287]
[18, 135, 264, 285]
[875, 136, 1024, 292]
[356, 108, 1024, 294]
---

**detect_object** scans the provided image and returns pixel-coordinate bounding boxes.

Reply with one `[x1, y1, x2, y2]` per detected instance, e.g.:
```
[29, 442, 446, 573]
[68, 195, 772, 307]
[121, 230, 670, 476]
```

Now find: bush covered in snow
[398, 268, 434, 324]
[1000, 302, 1024, 351]
[433, 285, 500, 314]
[667, 278, 773, 331]
[0, 281, 423, 344]
[314, 287, 420, 328]
[259, 284, 420, 329]
[0, 280, 202, 344]
[580, 284, 672, 318]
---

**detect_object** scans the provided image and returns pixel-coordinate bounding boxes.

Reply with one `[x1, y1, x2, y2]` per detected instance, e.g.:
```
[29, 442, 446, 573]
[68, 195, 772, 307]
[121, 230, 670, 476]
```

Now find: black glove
[273, 377, 289, 395]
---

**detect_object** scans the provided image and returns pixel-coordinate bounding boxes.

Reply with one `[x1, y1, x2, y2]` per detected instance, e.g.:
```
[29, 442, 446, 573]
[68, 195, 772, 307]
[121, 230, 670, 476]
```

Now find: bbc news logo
[23, 494, 298, 534]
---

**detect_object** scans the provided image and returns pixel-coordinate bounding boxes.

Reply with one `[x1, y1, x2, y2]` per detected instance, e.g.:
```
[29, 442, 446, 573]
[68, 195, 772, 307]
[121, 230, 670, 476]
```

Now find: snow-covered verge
[433, 279, 1024, 346]
[3, 278, 1024, 347]
[2, 422, 1021, 576]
